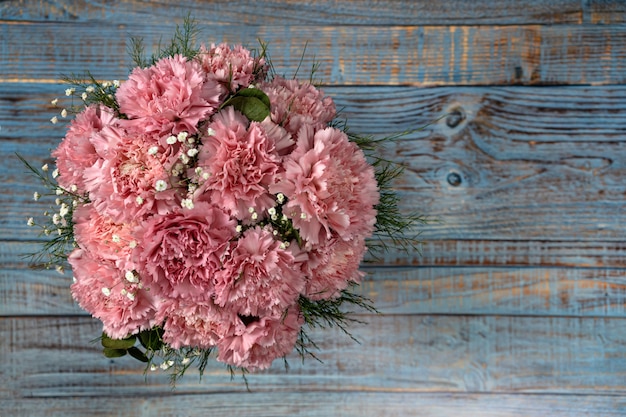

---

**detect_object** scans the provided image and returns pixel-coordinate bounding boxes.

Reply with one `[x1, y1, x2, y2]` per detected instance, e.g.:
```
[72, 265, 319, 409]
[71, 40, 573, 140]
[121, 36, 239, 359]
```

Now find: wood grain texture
[3, 393, 626, 417]
[3, 316, 626, 397]
[3, 238, 626, 317]
[3, 22, 626, 86]
[1, 2, 626, 415]
[3, 84, 624, 242]
[0, 0, 587, 25]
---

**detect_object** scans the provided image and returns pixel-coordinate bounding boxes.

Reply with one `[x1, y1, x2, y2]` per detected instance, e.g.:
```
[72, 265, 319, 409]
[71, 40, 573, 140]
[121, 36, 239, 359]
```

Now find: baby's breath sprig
[16, 154, 83, 270]
[60, 73, 121, 113]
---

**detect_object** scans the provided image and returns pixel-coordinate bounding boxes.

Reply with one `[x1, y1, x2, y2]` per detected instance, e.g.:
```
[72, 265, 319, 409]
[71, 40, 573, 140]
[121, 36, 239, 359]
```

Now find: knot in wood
[446, 108, 465, 129]
[447, 172, 462, 186]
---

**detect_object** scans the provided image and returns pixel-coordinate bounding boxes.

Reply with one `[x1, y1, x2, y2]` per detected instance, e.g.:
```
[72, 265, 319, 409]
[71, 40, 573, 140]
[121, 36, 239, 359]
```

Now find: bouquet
[23, 21, 421, 381]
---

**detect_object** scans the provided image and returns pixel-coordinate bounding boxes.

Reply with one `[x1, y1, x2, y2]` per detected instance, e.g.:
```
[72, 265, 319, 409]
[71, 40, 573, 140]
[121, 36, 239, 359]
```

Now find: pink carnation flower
[136, 201, 236, 302]
[270, 126, 379, 246]
[116, 54, 223, 135]
[82, 124, 182, 223]
[260, 76, 336, 137]
[216, 306, 303, 371]
[159, 299, 232, 349]
[305, 236, 366, 300]
[214, 226, 306, 317]
[199, 43, 266, 92]
[73, 203, 138, 264]
[69, 248, 157, 339]
[196, 107, 283, 219]
[52, 105, 116, 192]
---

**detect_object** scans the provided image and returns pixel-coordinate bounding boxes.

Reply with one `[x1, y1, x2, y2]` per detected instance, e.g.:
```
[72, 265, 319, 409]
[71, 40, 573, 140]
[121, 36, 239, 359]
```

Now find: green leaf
[139, 327, 164, 351]
[225, 96, 270, 122]
[128, 346, 149, 363]
[101, 333, 136, 350]
[236, 87, 271, 108]
[103, 347, 127, 358]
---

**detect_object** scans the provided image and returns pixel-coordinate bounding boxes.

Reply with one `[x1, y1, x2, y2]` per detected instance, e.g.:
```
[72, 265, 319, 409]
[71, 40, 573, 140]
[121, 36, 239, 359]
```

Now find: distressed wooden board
[588, 0, 626, 23]
[3, 23, 626, 85]
[3, 239, 626, 317]
[2, 315, 626, 397]
[0, 0, 589, 25]
[3, 84, 625, 242]
[2, 393, 626, 417]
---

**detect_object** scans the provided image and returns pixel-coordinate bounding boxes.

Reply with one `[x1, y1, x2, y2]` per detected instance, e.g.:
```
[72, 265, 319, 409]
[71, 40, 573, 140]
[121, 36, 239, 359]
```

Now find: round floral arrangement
[23, 21, 420, 381]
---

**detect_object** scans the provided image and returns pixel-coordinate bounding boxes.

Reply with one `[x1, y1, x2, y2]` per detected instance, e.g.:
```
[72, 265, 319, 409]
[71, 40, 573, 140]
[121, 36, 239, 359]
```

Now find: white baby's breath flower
[27, 217, 35, 226]
[65, 88, 75, 96]
[251, 212, 258, 220]
[111, 234, 121, 243]
[70, 184, 78, 192]
[52, 169, 59, 179]
[102, 81, 110, 88]
[101, 287, 111, 297]
[113, 80, 120, 88]
[207, 127, 216, 136]
[125, 271, 136, 282]
[148, 146, 159, 155]
[128, 240, 137, 249]
[235, 225, 242, 233]
[126, 292, 135, 301]
[276, 193, 285, 204]
[181, 357, 191, 365]
[33, 192, 41, 201]
[55, 188, 64, 196]
[166, 135, 177, 145]
[81, 92, 88, 101]
[86, 86, 95, 93]
[136, 196, 144, 205]
[187, 148, 198, 157]
[150, 364, 158, 371]
[60, 109, 68, 118]
[177, 131, 188, 142]
[268, 207, 276, 216]
[50, 116, 58, 124]
[41, 164, 49, 172]
[154, 180, 167, 192]
[52, 213, 60, 225]
[55, 265, 64, 274]
[51, 98, 58, 106]
[59, 203, 69, 217]
[181, 198, 194, 209]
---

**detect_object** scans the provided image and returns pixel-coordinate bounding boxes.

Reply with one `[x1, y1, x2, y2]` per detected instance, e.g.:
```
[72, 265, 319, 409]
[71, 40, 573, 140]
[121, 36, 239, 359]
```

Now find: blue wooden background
[2, 1, 626, 416]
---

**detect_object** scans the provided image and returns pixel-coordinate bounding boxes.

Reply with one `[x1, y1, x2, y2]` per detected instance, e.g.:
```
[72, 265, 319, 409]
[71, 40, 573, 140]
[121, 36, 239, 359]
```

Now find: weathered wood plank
[3, 241, 626, 317]
[2, 393, 625, 417]
[0, 0, 587, 25]
[3, 83, 625, 242]
[588, 0, 626, 23]
[2, 315, 626, 397]
[3, 23, 626, 85]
